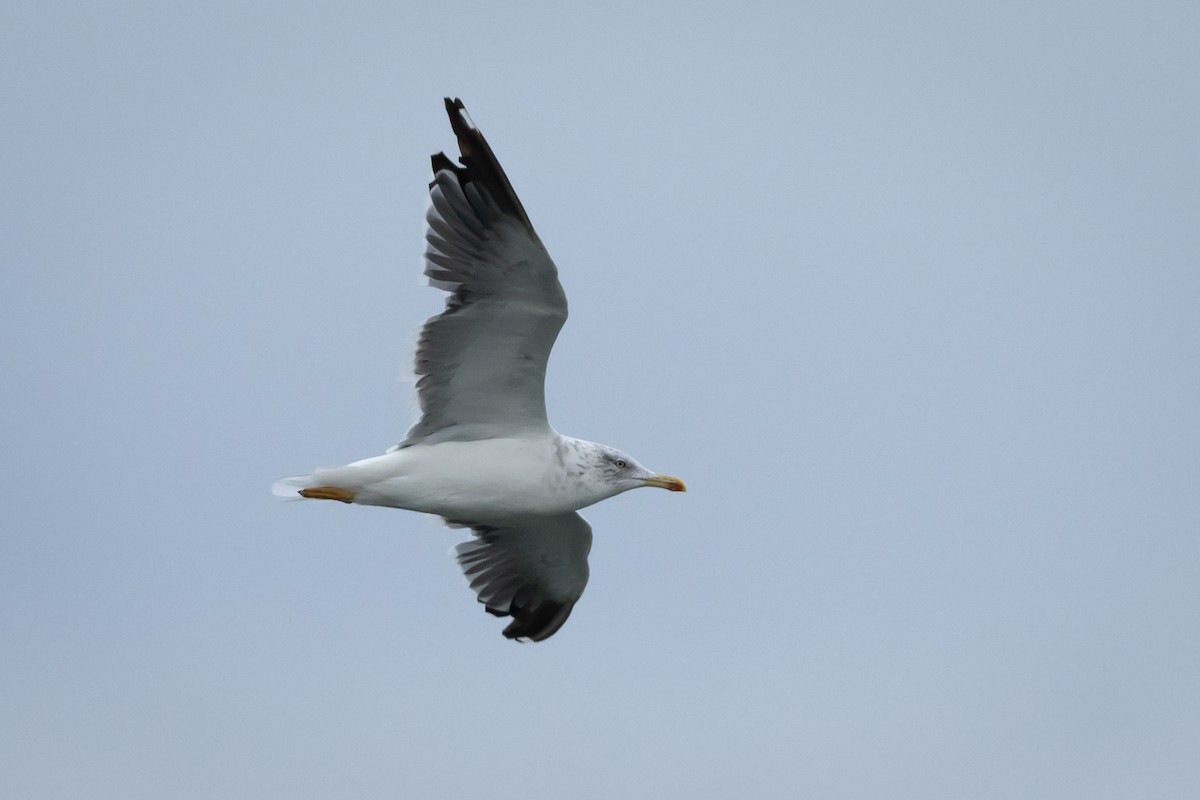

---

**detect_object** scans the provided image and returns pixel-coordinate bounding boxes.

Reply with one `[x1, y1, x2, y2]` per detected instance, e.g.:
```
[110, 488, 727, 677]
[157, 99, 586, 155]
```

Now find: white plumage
[275, 98, 684, 641]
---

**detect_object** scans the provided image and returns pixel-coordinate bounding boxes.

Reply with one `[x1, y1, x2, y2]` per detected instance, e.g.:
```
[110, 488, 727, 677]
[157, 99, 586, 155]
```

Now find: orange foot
[299, 486, 356, 503]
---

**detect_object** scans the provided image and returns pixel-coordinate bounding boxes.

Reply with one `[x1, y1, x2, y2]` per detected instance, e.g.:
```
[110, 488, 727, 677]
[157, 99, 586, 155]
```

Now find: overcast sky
[3, 1, 1199, 798]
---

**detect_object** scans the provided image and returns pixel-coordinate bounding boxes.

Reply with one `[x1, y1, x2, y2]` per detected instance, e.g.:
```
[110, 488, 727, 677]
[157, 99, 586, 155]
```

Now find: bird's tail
[272, 474, 315, 501]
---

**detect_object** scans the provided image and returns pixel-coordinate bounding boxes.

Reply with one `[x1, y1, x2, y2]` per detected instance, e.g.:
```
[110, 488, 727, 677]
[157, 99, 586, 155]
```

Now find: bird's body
[275, 98, 683, 641]
[276, 434, 632, 519]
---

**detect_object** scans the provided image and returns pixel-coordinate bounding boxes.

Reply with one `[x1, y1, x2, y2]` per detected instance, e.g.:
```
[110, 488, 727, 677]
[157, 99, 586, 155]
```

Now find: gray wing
[400, 98, 567, 447]
[454, 512, 592, 642]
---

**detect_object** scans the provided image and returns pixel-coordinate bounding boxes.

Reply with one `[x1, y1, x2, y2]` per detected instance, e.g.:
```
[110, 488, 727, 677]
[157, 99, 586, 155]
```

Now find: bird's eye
[614, 459, 628, 469]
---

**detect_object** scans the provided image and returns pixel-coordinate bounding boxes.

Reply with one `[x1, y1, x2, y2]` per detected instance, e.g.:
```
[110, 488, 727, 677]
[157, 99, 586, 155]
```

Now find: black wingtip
[435, 97, 537, 239]
[444, 97, 467, 130]
[500, 596, 575, 642]
[430, 151, 458, 174]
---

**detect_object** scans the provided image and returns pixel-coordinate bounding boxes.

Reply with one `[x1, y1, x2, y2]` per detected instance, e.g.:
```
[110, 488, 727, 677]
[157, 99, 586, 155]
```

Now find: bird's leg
[299, 486, 356, 503]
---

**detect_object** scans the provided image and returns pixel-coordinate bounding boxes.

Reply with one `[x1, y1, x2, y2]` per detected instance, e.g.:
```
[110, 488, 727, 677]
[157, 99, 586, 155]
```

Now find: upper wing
[400, 98, 567, 447]
[454, 512, 593, 642]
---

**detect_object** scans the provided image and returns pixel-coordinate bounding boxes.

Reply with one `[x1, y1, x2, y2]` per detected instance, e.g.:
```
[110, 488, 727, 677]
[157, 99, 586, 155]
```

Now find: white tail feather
[272, 474, 314, 500]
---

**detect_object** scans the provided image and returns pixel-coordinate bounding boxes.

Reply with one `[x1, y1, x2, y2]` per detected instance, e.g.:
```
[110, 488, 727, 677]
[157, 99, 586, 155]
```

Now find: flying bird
[274, 98, 685, 641]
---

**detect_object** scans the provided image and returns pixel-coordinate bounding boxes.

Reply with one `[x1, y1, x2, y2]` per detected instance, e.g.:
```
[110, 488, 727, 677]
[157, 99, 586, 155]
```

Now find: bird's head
[592, 445, 687, 495]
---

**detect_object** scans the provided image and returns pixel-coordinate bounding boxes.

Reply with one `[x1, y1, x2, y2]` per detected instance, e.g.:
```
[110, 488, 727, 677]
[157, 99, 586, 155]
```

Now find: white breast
[339, 435, 590, 519]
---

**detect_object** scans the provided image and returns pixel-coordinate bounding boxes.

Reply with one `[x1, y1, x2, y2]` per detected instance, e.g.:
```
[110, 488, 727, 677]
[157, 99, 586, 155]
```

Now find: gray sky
[3, 1, 1198, 797]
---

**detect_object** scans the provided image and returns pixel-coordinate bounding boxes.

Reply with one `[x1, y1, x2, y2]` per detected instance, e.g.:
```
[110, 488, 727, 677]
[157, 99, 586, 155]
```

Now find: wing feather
[400, 99, 566, 446]
[453, 513, 592, 642]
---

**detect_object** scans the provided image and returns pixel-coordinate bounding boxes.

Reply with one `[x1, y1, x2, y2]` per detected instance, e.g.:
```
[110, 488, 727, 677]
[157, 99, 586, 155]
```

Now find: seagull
[274, 98, 685, 642]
